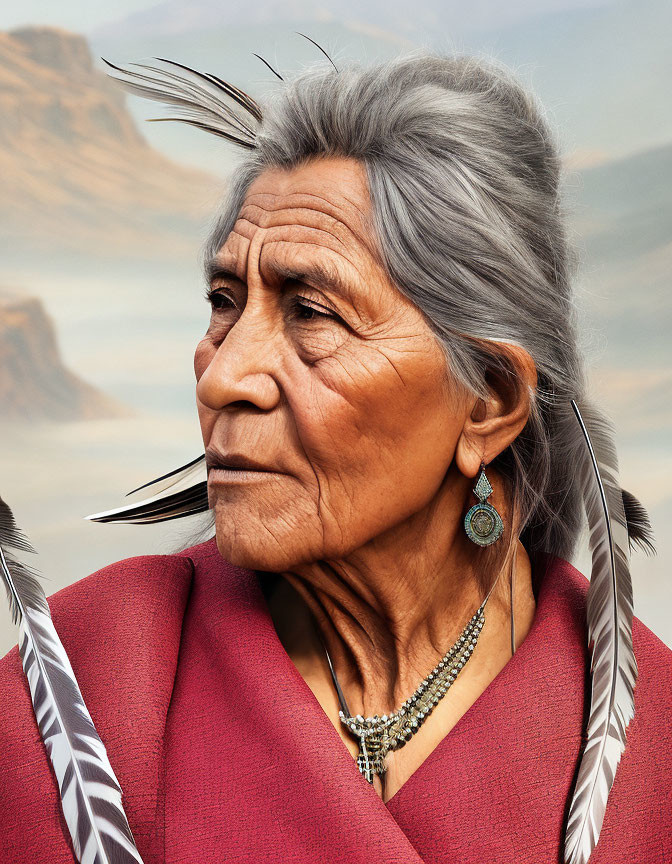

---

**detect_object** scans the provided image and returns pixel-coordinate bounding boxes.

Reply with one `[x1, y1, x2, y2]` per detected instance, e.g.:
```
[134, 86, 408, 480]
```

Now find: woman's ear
[455, 343, 537, 479]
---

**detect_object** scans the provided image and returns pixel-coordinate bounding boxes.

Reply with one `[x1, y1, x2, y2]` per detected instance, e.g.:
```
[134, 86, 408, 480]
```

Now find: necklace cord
[510, 541, 518, 657]
[315, 626, 351, 716]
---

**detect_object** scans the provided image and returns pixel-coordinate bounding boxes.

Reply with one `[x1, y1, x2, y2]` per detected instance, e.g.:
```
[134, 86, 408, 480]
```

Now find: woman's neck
[263, 475, 537, 718]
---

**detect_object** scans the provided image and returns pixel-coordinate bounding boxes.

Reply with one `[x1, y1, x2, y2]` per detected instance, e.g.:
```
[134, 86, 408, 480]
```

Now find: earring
[464, 461, 504, 547]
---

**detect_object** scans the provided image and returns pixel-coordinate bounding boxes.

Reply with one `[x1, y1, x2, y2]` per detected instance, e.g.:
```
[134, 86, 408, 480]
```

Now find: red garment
[0, 537, 671, 863]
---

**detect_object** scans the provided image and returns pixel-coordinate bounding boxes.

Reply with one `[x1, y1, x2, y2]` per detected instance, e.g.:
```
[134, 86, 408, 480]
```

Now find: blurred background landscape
[0, 0, 670, 655]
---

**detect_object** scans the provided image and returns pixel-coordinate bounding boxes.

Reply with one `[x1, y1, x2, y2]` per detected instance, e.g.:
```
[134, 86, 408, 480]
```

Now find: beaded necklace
[318, 573, 501, 784]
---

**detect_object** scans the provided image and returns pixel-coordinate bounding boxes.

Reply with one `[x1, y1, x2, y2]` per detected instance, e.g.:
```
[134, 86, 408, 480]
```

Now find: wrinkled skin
[195, 155, 538, 801]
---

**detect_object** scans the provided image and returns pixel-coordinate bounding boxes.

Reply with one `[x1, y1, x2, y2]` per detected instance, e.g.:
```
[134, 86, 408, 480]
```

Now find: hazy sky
[2, 0, 614, 34]
[1, 0, 158, 32]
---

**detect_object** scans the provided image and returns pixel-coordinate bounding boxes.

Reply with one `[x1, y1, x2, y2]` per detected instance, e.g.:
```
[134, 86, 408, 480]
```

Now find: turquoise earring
[464, 462, 504, 546]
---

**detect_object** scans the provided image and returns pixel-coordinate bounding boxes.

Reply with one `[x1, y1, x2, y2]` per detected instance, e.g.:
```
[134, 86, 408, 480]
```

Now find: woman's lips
[205, 447, 286, 483]
[208, 466, 286, 484]
[205, 447, 281, 473]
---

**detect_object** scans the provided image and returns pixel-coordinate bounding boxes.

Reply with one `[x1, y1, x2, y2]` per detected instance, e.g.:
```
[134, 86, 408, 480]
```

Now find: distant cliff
[0, 26, 218, 259]
[0, 290, 131, 421]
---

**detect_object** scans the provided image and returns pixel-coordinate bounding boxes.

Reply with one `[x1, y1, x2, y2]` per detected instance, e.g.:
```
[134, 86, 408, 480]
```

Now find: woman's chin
[212, 508, 316, 572]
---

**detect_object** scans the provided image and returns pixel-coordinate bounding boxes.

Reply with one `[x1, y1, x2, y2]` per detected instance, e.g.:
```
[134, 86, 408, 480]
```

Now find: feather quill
[295, 32, 339, 73]
[563, 400, 638, 864]
[0, 496, 145, 864]
[252, 53, 285, 82]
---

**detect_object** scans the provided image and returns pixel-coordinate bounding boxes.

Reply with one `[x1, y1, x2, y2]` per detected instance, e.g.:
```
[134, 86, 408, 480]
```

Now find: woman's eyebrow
[204, 260, 240, 286]
[205, 257, 355, 301]
[272, 261, 352, 299]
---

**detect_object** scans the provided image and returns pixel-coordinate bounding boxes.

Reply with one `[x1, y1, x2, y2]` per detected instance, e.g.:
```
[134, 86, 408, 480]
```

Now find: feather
[100, 56, 262, 148]
[0, 496, 145, 864]
[252, 53, 285, 82]
[0, 499, 44, 624]
[125, 451, 205, 496]
[85, 454, 208, 525]
[621, 488, 656, 556]
[563, 400, 638, 864]
[295, 32, 339, 73]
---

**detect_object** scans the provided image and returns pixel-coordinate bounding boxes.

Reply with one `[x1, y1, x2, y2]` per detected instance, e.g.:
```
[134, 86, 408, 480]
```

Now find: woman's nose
[196, 312, 282, 412]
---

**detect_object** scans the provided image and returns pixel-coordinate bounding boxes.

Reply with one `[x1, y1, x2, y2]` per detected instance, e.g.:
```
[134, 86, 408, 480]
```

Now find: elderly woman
[0, 50, 671, 864]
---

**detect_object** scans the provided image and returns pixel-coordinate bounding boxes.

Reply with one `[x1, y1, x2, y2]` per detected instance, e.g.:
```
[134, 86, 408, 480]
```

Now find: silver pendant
[464, 466, 503, 546]
[355, 730, 387, 783]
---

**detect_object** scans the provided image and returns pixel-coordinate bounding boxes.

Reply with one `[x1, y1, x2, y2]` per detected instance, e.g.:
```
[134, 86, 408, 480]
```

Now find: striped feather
[564, 401, 638, 864]
[85, 454, 208, 525]
[0, 497, 145, 864]
[100, 56, 261, 149]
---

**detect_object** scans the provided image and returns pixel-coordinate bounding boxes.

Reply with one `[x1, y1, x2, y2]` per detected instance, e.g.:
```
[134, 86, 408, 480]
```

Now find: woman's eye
[292, 297, 338, 321]
[203, 287, 341, 325]
[205, 289, 235, 311]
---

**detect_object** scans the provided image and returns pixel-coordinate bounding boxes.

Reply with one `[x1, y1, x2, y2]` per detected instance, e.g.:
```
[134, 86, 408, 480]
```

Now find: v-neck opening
[249, 560, 546, 810]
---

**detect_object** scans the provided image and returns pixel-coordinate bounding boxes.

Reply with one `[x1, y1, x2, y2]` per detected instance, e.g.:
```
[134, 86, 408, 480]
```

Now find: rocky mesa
[0, 26, 219, 260]
[0, 290, 131, 421]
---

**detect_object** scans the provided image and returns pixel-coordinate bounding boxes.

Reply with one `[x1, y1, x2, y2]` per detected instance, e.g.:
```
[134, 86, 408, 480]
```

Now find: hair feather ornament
[562, 399, 651, 864]
[86, 41, 338, 527]
[100, 56, 262, 148]
[77, 52, 650, 864]
[0, 496, 146, 863]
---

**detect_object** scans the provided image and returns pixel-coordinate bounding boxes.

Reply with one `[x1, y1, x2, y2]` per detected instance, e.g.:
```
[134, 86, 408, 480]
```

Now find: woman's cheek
[291, 322, 349, 364]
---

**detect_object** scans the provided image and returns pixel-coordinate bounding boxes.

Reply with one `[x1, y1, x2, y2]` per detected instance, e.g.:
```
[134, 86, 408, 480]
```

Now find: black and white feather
[0, 496, 145, 864]
[100, 56, 262, 149]
[563, 400, 648, 864]
[85, 453, 208, 524]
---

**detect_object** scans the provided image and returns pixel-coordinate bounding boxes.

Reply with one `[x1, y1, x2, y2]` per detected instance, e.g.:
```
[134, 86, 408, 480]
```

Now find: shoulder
[563, 555, 672, 702]
[0, 536, 224, 860]
[0, 534, 227, 654]
[530, 556, 672, 857]
[628, 609, 672, 740]
[0, 536, 232, 682]
[540, 556, 672, 768]
[541, 554, 672, 683]
[599, 608, 672, 851]
[550, 556, 672, 838]
[625, 607, 672, 780]
[0, 535, 242, 733]
[0, 545, 194, 668]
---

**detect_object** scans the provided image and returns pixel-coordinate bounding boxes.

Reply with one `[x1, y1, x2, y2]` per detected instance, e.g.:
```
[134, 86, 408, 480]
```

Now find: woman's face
[195, 155, 471, 571]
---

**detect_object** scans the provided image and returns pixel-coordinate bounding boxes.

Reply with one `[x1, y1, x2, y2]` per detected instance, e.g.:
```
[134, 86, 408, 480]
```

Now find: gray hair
[201, 49, 651, 579]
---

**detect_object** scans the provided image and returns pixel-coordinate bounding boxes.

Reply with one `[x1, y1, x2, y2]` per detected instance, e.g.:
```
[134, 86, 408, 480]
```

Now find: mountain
[91, 0, 437, 44]
[562, 140, 672, 452]
[474, 0, 672, 162]
[0, 289, 131, 421]
[0, 26, 219, 262]
[89, 0, 611, 46]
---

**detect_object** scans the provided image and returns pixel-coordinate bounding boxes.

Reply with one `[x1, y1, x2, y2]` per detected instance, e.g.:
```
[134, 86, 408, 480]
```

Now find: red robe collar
[153, 540, 584, 863]
[1, 537, 670, 863]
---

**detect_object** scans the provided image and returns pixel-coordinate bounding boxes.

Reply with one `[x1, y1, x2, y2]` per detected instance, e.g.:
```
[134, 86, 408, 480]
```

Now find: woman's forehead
[212, 157, 382, 286]
[238, 156, 373, 237]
